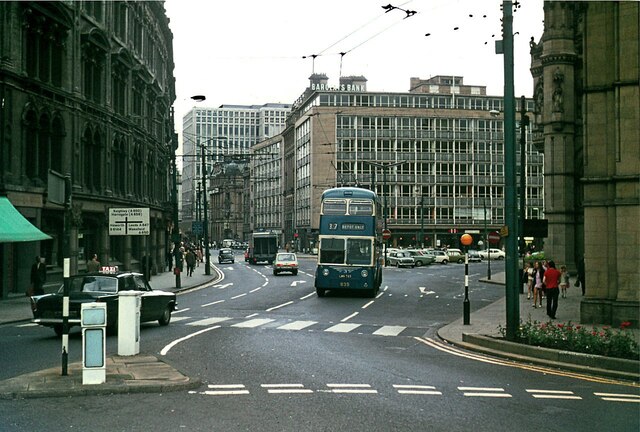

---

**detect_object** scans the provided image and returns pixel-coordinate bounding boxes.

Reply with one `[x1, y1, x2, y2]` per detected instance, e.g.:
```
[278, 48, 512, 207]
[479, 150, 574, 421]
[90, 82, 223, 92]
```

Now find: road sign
[109, 208, 150, 236]
[382, 229, 391, 240]
[487, 231, 501, 244]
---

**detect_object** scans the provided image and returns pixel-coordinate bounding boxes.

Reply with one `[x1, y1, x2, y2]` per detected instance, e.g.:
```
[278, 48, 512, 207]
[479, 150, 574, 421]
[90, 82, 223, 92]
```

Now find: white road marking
[594, 392, 640, 403]
[527, 389, 582, 400]
[266, 301, 294, 312]
[261, 384, 313, 394]
[250, 287, 262, 293]
[372, 326, 406, 337]
[187, 317, 231, 326]
[202, 384, 249, 396]
[291, 280, 307, 287]
[160, 325, 220, 355]
[173, 308, 190, 314]
[232, 318, 275, 328]
[299, 292, 315, 300]
[458, 387, 511, 398]
[17, 323, 38, 327]
[326, 384, 377, 394]
[361, 301, 375, 309]
[231, 293, 247, 299]
[393, 384, 442, 395]
[325, 323, 361, 333]
[201, 299, 225, 307]
[245, 313, 259, 318]
[375, 292, 384, 298]
[277, 321, 317, 331]
[170, 316, 190, 323]
[214, 283, 233, 289]
[340, 312, 359, 322]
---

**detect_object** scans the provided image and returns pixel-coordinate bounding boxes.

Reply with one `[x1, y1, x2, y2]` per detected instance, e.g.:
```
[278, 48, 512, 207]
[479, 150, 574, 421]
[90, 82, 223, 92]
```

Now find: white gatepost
[118, 291, 141, 356]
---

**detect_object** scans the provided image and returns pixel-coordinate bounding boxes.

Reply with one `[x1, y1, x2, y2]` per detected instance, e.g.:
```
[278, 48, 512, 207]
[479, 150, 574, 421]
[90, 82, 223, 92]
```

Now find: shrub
[498, 319, 640, 361]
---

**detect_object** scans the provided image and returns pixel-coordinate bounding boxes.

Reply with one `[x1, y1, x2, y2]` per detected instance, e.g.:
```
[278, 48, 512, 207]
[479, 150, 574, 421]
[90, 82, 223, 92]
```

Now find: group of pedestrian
[165, 241, 206, 277]
[523, 259, 577, 320]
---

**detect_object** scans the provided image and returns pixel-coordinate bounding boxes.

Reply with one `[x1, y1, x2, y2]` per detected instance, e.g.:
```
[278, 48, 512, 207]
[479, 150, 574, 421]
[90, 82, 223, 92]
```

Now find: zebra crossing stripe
[325, 323, 362, 333]
[187, 317, 231, 326]
[372, 326, 406, 336]
[232, 318, 275, 328]
[277, 321, 317, 331]
[170, 316, 190, 323]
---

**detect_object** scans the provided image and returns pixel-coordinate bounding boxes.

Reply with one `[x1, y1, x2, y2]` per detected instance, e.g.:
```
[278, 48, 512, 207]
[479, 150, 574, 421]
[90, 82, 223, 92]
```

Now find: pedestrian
[543, 260, 562, 319]
[196, 247, 203, 267]
[30, 256, 47, 295]
[185, 248, 196, 277]
[87, 253, 101, 272]
[166, 248, 173, 271]
[559, 265, 570, 298]
[524, 262, 534, 300]
[532, 261, 544, 308]
[576, 256, 586, 296]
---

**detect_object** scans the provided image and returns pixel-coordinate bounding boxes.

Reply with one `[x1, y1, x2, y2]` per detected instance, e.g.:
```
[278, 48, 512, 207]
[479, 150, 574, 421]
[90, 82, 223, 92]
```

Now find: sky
[165, 0, 544, 130]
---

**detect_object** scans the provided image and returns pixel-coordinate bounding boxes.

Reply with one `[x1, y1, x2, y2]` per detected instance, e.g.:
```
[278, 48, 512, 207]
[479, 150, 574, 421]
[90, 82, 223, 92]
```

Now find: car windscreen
[277, 254, 296, 262]
[78, 276, 118, 293]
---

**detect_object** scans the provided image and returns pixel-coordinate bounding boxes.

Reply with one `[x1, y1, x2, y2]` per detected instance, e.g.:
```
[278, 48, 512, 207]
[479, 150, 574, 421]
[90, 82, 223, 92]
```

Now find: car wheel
[293, 270, 298, 275]
[415, 261, 423, 267]
[316, 288, 326, 297]
[442, 259, 449, 265]
[273, 270, 278, 276]
[158, 306, 172, 326]
[458, 258, 464, 264]
[498, 256, 505, 260]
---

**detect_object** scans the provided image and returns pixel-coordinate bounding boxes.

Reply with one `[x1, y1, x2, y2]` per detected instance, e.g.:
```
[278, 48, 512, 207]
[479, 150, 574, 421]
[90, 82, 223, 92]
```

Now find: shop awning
[0, 196, 52, 243]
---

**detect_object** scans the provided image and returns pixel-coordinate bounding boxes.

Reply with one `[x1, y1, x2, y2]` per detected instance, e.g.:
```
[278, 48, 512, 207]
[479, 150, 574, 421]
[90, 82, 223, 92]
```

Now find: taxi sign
[99, 266, 119, 274]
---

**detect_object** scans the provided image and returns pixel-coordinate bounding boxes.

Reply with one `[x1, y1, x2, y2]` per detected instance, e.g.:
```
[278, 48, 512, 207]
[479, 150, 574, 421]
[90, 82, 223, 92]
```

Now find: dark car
[30, 270, 177, 336]
[218, 248, 235, 264]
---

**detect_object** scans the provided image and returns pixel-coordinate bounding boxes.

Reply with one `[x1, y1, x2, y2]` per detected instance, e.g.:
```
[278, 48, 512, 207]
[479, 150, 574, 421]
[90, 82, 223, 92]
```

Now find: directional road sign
[109, 208, 150, 236]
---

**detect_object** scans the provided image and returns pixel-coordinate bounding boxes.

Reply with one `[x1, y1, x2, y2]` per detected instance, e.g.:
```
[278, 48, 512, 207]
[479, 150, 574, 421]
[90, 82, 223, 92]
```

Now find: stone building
[0, 1, 176, 296]
[530, 1, 639, 326]
[254, 74, 542, 253]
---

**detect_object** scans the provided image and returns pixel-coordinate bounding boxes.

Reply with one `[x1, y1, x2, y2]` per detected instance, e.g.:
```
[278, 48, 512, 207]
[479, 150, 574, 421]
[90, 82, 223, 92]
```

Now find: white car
[273, 253, 299, 275]
[427, 250, 450, 264]
[478, 248, 506, 260]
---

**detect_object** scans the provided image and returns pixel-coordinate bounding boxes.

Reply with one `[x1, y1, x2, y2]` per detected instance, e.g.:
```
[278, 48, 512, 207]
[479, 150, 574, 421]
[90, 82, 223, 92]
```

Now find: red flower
[591, 331, 598, 336]
[575, 325, 582, 330]
[620, 321, 632, 329]
[557, 323, 564, 328]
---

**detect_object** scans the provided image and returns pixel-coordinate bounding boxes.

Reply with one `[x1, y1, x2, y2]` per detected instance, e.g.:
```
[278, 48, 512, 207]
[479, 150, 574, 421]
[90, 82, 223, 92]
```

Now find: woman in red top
[543, 260, 562, 319]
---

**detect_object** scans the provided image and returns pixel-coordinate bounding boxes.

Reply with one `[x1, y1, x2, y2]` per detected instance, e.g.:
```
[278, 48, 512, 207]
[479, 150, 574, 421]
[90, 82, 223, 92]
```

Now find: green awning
[0, 196, 52, 243]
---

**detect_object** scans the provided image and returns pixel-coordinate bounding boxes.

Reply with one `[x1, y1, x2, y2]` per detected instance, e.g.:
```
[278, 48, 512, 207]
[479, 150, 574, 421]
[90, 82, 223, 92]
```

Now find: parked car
[429, 250, 450, 264]
[273, 252, 299, 275]
[406, 249, 435, 266]
[478, 248, 506, 260]
[218, 248, 235, 264]
[30, 270, 177, 336]
[446, 248, 465, 264]
[467, 250, 482, 262]
[387, 250, 415, 268]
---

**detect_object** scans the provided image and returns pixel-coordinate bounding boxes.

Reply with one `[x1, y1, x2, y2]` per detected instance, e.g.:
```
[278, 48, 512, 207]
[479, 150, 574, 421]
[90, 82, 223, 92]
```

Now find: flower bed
[499, 320, 639, 361]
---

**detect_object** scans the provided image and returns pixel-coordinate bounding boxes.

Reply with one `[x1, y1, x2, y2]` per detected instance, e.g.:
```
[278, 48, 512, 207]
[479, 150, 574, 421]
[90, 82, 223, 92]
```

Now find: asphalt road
[1, 254, 638, 431]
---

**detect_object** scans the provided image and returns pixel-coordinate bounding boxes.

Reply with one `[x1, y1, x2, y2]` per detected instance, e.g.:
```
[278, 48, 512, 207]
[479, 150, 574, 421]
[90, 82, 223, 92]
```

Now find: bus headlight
[361, 270, 368, 277]
[322, 269, 330, 276]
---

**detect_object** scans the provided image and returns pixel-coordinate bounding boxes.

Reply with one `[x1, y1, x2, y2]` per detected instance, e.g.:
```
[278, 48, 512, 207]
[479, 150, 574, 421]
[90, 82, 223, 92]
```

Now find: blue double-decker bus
[314, 187, 383, 298]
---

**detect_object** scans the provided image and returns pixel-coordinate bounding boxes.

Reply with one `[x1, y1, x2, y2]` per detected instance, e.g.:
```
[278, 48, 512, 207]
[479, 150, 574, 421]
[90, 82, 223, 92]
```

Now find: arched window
[23, 109, 38, 179]
[51, 115, 65, 174]
[37, 113, 50, 183]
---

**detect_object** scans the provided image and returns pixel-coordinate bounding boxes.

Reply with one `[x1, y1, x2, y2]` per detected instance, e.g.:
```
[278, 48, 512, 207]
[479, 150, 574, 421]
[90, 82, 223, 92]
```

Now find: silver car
[387, 251, 415, 268]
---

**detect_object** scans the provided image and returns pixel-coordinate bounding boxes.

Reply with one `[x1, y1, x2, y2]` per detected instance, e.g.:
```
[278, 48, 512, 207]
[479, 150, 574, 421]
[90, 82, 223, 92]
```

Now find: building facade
[0, 1, 176, 297]
[530, 1, 639, 326]
[181, 103, 290, 238]
[253, 74, 543, 253]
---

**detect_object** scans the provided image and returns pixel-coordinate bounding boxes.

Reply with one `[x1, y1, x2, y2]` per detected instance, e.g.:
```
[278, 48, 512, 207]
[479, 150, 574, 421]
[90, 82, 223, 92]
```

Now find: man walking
[543, 260, 562, 319]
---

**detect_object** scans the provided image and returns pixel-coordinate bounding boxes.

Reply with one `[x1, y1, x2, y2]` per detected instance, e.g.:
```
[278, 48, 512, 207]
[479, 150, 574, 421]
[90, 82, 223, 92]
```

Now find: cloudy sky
[165, 0, 544, 126]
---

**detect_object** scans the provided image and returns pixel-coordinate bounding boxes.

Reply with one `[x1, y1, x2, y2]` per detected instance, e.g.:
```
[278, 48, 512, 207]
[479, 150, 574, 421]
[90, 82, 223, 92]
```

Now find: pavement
[0, 258, 638, 399]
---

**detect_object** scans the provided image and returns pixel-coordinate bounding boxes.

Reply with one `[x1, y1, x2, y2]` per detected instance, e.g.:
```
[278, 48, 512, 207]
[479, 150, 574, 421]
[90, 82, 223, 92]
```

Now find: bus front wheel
[316, 288, 326, 297]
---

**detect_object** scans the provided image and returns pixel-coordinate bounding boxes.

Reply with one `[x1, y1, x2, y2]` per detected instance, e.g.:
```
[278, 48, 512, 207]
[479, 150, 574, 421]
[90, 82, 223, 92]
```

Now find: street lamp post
[365, 160, 406, 266]
[483, 198, 491, 280]
[171, 127, 182, 289]
[519, 95, 529, 294]
[201, 137, 211, 276]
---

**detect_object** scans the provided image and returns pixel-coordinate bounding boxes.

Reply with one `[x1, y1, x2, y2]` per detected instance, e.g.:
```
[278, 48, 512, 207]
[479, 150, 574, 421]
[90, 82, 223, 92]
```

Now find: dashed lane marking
[266, 301, 294, 312]
[326, 384, 378, 394]
[277, 320, 317, 331]
[372, 326, 406, 337]
[187, 317, 231, 326]
[594, 392, 640, 403]
[393, 385, 442, 395]
[261, 384, 314, 394]
[526, 389, 582, 400]
[458, 387, 512, 398]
